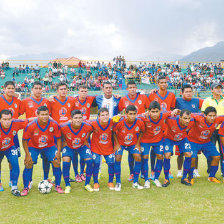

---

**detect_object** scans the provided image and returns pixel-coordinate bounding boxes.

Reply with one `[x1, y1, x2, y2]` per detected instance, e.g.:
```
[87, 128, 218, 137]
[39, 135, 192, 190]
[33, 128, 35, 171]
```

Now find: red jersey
[118, 93, 150, 114]
[188, 114, 224, 144]
[20, 97, 51, 118]
[218, 122, 224, 138]
[0, 95, 21, 118]
[89, 119, 114, 155]
[73, 96, 95, 120]
[61, 122, 93, 149]
[140, 112, 171, 143]
[165, 116, 194, 141]
[148, 91, 176, 112]
[0, 119, 27, 151]
[113, 118, 145, 146]
[23, 118, 61, 149]
[50, 96, 76, 124]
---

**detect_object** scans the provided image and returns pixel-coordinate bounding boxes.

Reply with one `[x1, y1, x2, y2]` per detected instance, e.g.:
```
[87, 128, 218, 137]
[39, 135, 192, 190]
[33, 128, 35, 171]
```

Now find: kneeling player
[0, 109, 28, 196]
[188, 107, 224, 184]
[163, 109, 194, 187]
[89, 108, 115, 192]
[21, 106, 63, 196]
[61, 110, 94, 193]
[113, 105, 145, 191]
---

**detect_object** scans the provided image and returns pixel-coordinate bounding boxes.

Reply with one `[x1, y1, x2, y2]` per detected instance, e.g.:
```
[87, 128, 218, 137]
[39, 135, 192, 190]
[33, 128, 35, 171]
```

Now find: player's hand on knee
[135, 143, 141, 153]
[25, 155, 33, 168]
[54, 152, 61, 166]
[114, 144, 121, 153]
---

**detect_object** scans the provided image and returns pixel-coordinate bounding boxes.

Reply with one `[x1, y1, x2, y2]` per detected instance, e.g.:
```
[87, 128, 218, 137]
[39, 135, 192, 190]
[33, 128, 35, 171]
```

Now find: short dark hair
[56, 82, 68, 90]
[182, 84, 192, 93]
[0, 109, 13, 119]
[126, 105, 137, 113]
[32, 81, 43, 88]
[180, 109, 191, 117]
[102, 81, 112, 88]
[204, 106, 217, 115]
[37, 106, 49, 114]
[127, 80, 136, 87]
[98, 107, 109, 116]
[79, 85, 88, 90]
[71, 110, 82, 118]
[158, 76, 167, 83]
[149, 101, 161, 110]
[4, 81, 15, 88]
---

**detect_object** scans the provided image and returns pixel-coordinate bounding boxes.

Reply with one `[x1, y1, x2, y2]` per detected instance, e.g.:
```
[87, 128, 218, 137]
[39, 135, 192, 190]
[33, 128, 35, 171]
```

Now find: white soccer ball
[38, 180, 52, 194]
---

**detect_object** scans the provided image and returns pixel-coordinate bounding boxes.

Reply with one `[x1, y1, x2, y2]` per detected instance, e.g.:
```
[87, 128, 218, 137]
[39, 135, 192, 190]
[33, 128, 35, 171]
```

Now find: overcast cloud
[0, 0, 223, 60]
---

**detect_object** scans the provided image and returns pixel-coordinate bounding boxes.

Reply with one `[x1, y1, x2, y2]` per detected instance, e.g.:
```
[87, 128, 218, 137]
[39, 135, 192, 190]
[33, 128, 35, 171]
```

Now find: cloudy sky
[0, 0, 223, 60]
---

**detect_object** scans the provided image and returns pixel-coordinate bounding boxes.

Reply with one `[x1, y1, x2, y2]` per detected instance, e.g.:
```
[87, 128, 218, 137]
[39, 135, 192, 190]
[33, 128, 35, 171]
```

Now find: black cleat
[11, 189, 21, 197]
[162, 179, 170, 187]
[181, 178, 192, 186]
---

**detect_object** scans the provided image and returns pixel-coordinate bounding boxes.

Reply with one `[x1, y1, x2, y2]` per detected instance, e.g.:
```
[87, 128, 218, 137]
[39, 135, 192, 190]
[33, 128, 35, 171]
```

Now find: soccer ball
[38, 180, 52, 194]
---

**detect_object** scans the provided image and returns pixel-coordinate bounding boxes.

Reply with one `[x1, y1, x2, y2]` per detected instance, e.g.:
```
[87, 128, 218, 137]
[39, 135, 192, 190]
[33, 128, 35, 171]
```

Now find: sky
[0, 0, 223, 61]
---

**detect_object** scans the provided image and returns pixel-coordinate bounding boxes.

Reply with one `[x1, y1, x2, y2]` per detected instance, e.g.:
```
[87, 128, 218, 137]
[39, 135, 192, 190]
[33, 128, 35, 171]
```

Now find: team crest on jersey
[135, 126, 139, 131]
[138, 100, 142, 104]
[68, 103, 70, 108]
[82, 133, 86, 137]
[66, 133, 72, 139]
[13, 131, 16, 136]
[34, 129, 39, 136]
[192, 104, 195, 108]
[14, 104, 17, 108]
[59, 107, 67, 116]
[87, 103, 90, 108]
[49, 127, 54, 132]
[171, 126, 177, 132]
[28, 101, 34, 108]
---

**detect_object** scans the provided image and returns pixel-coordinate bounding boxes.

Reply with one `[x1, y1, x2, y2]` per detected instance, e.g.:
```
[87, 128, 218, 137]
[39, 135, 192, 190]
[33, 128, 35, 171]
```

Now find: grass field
[0, 131, 224, 224]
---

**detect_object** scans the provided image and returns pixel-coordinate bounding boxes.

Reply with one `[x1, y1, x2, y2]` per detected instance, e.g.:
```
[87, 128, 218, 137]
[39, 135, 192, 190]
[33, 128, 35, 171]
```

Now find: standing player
[0, 81, 21, 191]
[113, 105, 145, 191]
[0, 109, 27, 196]
[21, 106, 63, 196]
[219, 122, 224, 181]
[148, 76, 176, 179]
[61, 110, 94, 193]
[188, 107, 224, 184]
[118, 80, 149, 181]
[175, 84, 203, 178]
[89, 108, 115, 191]
[163, 109, 194, 187]
[139, 101, 179, 187]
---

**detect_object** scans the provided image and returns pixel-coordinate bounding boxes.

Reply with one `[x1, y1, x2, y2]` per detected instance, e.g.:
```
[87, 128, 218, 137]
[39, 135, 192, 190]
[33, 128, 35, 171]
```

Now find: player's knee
[63, 156, 71, 163]
[9, 162, 12, 170]
[213, 156, 220, 162]
[25, 163, 33, 169]
[164, 153, 171, 159]
[157, 154, 163, 160]
[52, 160, 60, 168]
[184, 152, 191, 157]
[143, 155, 149, 159]
[134, 154, 141, 162]
[115, 155, 122, 162]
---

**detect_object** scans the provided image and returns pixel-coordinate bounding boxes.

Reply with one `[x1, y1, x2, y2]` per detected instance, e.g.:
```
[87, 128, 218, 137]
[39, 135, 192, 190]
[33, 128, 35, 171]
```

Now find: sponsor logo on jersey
[38, 135, 48, 147]
[59, 107, 67, 117]
[138, 100, 142, 104]
[174, 133, 183, 141]
[99, 133, 108, 144]
[68, 103, 70, 107]
[82, 133, 86, 137]
[2, 137, 11, 148]
[200, 130, 210, 139]
[124, 134, 133, 145]
[72, 138, 81, 148]
[87, 103, 90, 108]
[14, 104, 17, 108]
[135, 126, 139, 131]
[49, 127, 54, 132]
[153, 126, 161, 135]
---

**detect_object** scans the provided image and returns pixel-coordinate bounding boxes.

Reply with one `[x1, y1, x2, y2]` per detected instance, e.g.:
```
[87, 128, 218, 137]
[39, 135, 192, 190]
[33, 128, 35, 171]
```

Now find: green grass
[0, 131, 224, 224]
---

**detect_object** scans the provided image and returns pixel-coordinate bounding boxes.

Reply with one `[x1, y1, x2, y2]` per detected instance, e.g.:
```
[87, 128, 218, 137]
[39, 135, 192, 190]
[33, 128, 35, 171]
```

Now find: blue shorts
[92, 152, 115, 164]
[190, 141, 220, 158]
[13, 134, 21, 157]
[62, 145, 92, 160]
[0, 146, 19, 164]
[141, 140, 164, 156]
[115, 145, 141, 156]
[29, 146, 58, 164]
[164, 138, 191, 154]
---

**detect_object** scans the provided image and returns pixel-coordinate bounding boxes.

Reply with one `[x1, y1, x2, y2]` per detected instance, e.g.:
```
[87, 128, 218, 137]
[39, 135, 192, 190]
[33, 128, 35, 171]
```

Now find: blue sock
[23, 168, 33, 189]
[72, 153, 78, 176]
[150, 149, 156, 172]
[42, 159, 50, 180]
[163, 158, 170, 180]
[63, 162, 70, 186]
[108, 163, 114, 183]
[190, 167, 194, 179]
[85, 159, 93, 185]
[114, 161, 121, 183]
[143, 158, 149, 181]
[128, 153, 134, 175]
[155, 159, 163, 180]
[209, 165, 218, 177]
[80, 159, 85, 175]
[93, 163, 100, 183]
[182, 157, 191, 180]
[53, 167, 62, 187]
[10, 160, 20, 187]
[133, 161, 141, 183]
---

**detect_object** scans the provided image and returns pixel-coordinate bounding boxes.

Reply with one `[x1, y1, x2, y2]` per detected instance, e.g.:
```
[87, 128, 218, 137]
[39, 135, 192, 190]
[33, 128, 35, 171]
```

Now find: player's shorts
[0, 146, 19, 164]
[62, 145, 92, 160]
[190, 141, 220, 158]
[115, 145, 141, 156]
[13, 134, 21, 157]
[92, 152, 115, 164]
[141, 140, 164, 156]
[175, 145, 202, 156]
[29, 145, 58, 164]
[163, 138, 192, 154]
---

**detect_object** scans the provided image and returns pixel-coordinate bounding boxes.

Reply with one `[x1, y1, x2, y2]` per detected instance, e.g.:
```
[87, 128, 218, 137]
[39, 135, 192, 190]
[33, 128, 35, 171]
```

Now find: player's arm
[54, 138, 62, 165]
[22, 139, 33, 168]
[113, 132, 120, 153]
[61, 134, 67, 148]
[135, 132, 143, 152]
[83, 132, 92, 147]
